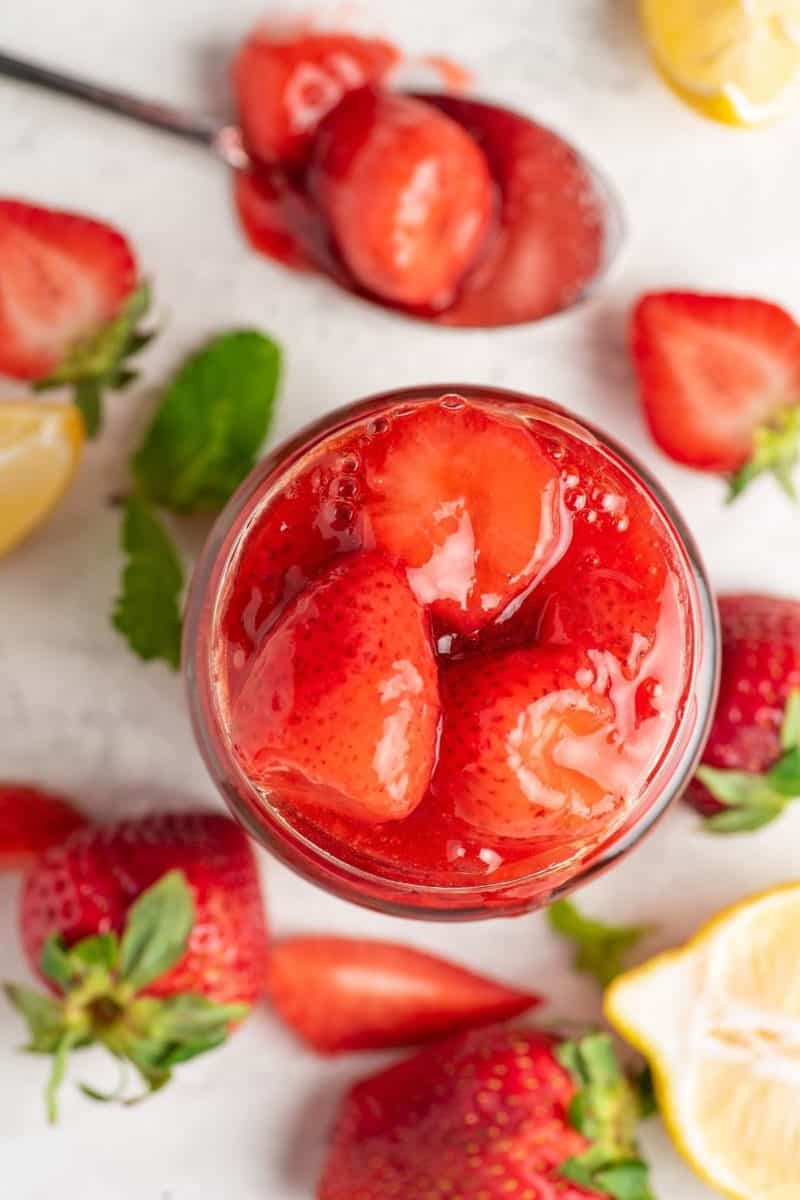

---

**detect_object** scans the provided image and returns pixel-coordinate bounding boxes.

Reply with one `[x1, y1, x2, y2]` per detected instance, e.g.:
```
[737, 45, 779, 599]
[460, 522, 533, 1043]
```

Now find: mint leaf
[35, 282, 154, 438]
[119, 871, 195, 990]
[112, 496, 183, 669]
[548, 899, 650, 988]
[133, 330, 281, 512]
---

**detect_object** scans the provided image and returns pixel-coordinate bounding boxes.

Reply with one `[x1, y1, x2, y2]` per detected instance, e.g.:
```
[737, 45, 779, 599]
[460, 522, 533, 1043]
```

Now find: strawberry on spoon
[0, 784, 86, 870]
[6, 810, 269, 1119]
[0, 199, 153, 435]
[318, 1024, 653, 1200]
[230, 551, 440, 824]
[687, 593, 800, 831]
[631, 291, 800, 501]
[268, 936, 540, 1054]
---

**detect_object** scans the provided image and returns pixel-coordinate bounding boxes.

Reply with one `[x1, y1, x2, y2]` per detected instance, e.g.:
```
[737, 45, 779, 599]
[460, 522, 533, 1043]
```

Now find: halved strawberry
[631, 291, 800, 500]
[363, 399, 562, 636]
[230, 551, 440, 823]
[232, 28, 399, 167]
[0, 784, 86, 870]
[310, 87, 494, 310]
[434, 646, 631, 842]
[0, 199, 151, 435]
[268, 936, 540, 1054]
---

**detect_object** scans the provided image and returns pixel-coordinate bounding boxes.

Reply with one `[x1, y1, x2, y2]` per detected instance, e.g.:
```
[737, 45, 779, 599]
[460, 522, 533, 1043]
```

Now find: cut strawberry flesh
[230, 552, 440, 823]
[363, 399, 563, 635]
[310, 88, 494, 310]
[0, 199, 136, 380]
[232, 29, 400, 167]
[632, 292, 800, 472]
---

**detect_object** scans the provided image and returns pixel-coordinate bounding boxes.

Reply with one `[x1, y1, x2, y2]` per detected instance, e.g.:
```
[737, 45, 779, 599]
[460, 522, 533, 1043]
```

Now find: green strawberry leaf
[69, 933, 120, 973]
[41, 936, 76, 991]
[4, 983, 68, 1052]
[119, 870, 195, 990]
[34, 282, 154, 438]
[548, 899, 650, 988]
[766, 746, 800, 796]
[132, 329, 281, 513]
[727, 405, 800, 503]
[704, 804, 786, 833]
[111, 495, 184, 669]
[558, 1034, 654, 1200]
[781, 689, 800, 751]
[46, 1030, 83, 1125]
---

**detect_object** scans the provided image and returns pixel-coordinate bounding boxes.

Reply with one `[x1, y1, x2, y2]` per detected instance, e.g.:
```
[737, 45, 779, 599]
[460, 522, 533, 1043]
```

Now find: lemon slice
[605, 883, 800, 1200]
[0, 402, 83, 557]
[641, 0, 800, 126]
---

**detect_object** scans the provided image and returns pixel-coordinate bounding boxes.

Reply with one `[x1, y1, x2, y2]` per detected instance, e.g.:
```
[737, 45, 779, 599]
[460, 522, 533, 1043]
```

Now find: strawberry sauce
[195, 391, 712, 913]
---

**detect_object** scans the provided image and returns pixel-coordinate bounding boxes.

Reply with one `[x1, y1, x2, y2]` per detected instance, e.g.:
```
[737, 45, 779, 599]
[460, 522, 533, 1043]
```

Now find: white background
[2, 2, 800, 1196]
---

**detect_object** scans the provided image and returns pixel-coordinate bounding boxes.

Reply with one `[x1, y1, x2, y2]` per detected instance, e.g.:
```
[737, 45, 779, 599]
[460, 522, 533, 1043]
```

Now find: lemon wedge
[0, 402, 83, 557]
[605, 883, 800, 1200]
[641, 0, 800, 126]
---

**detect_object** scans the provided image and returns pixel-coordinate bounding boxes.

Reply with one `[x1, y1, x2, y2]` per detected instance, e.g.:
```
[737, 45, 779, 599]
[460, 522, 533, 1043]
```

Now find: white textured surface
[2, 2, 800, 1197]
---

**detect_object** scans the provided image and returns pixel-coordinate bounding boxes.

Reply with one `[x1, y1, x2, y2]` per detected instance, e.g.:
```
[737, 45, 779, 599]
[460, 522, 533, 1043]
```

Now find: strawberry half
[631, 291, 800, 501]
[0, 198, 153, 435]
[310, 87, 494, 310]
[318, 1024, 653, 1200]
[268, 936, 540, 1054]
[0, 784, 86, 870]
[687, 593, 800, 832]
[435, 646, 630, 842]
[232, 27, 399, 167]
[230, 551, 440, 823]
[363, 399, 563, 636]
[6, 810, 269, 1119]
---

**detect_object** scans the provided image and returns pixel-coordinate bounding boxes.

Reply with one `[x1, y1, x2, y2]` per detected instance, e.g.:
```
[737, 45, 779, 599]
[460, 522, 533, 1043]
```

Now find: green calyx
[698, 689, 800, 833]
[557, 1034, 655, 1200]
[34, 281, 155, 437]
[3, 870, 248, 1123]
[727, 405, 800, 503]
[547, 899, 651, 989]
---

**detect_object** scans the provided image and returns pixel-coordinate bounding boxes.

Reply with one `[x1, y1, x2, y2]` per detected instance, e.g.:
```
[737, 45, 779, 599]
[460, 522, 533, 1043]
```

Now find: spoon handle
[0, 49, 248, 167]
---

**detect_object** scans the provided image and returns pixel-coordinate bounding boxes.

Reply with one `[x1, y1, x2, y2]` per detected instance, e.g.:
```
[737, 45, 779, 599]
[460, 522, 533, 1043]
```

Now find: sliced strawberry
[230, 551, 440, 823]
[318, 1026, 653, 1200]
[427, 95, 607, 327]
[434, 646, 633, 842]
[631, 292, 800, 499]
[363, 398, 562, 636]
[268, 936, 540, 1054]
[687, 594, 800, 830]
[232, 28, 399, 167]
[310, 87, 494, 310]
[0, 784, 86, 870]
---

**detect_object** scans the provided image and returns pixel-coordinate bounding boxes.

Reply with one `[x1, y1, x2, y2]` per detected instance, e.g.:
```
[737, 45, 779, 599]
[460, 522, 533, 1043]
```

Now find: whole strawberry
[688, 594, 800, 831]
[318, 1024, 653, 1200]
[5, 810, 269, 1119]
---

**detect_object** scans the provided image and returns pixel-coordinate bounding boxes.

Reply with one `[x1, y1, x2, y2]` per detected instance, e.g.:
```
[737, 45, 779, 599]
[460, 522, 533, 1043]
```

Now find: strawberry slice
[232, 28, 399, 167]
[0, 199, 150, 435]
[631, 291, 800, 500]
[0, 784, 86, 870]
[310, 87, 494, 310]
[268, 936, 540, 1054]
[230, 552, 440, 823]
[363, 399, 562, 636]
[434, 647, 631, 842]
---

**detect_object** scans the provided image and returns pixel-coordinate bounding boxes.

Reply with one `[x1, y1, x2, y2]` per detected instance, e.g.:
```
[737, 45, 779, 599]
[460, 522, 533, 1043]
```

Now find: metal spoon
[0, 48, 626, 326]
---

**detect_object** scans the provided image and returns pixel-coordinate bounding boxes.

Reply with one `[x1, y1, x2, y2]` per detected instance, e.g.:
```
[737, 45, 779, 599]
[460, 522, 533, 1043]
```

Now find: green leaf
[45, 1029, 82, 1124]
[781, 690, 800, 751]
[119, 870, 195, 990]
[4, 983, 67, 1051]
[41, 936, 75, 991]
[111, 495, 184, 669]
[634, 1065, 658, 1119]
[595, 1160, 655, 1200]
[727, 405, 800, 503]
[132, 329, 281, 513]
[69, 932, 119, 973]
[34, 282, 155, 438]
[704, 805, 785, 833]
[767, 746, 800, 797]
[548, 899, 650, 988]
[152, 993, 248, 1042]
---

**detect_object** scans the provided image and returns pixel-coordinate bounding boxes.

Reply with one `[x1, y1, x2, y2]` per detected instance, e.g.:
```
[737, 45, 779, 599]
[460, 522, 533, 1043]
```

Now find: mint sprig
[558, 1034, 655, 1200]
[112, 330, 282, 669]
[548, 899, 651, 988]
[698, 689, 800, 833]
[4, 871, 248, 1122]
[35, 281, 155, 437]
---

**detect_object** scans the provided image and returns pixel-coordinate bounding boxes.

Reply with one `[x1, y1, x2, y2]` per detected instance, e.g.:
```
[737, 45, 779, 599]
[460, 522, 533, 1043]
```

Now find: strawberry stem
[727, 405, 800, 503]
